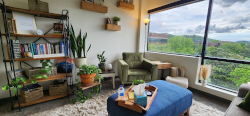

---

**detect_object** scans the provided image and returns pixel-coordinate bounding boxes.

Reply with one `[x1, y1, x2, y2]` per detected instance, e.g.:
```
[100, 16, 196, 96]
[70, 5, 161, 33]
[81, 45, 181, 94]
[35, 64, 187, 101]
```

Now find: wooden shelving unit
[13, 87, 73, 108]
[105, 24, 121, 31]
[1, 33, 65, 38]
[4, 56, 70, 62]
[79, 81, 101, 90]
[81, 1, 108, 13]
[20, 73, 72, 84]
[117, 1, 134, 11]
[0, 1, 72, 111]
[1, 6, 66, 19]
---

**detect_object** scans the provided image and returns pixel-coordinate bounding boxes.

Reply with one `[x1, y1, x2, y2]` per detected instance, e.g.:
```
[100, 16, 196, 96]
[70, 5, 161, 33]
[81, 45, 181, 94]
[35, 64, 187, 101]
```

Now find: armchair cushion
[128, 69, 151, 81]
[123, 53, 143, 69]
[237, 90, 250, 112]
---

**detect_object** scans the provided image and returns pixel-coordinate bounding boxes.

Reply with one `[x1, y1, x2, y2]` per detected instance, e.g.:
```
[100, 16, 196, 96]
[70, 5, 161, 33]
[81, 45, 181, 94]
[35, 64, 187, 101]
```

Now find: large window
[148, 0, 209, 55]
[148, 0, 250, 91]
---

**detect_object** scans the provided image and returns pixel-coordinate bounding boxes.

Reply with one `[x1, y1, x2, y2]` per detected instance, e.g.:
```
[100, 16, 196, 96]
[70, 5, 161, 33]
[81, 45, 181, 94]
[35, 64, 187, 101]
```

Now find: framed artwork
[107, 18, 111, 24]
[85, 0, 94, 3]
[8, 69, 27, 79]
[12, 12, 37, 35]
[54, 23, 64, 31]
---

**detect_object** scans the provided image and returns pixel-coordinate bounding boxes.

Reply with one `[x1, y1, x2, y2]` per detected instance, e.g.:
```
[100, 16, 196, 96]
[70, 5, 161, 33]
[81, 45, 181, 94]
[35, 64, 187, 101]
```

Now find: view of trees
[149, 35, 250, 91]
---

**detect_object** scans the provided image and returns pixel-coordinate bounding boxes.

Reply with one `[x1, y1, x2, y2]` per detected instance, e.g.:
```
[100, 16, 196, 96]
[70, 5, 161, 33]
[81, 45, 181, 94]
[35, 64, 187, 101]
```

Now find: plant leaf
[17, 85, 22, 89]
[31, 80, 37, 84]
[42, 75, 48, 79]
[2, 84, 10, 91]
[13, 87, 17, 95]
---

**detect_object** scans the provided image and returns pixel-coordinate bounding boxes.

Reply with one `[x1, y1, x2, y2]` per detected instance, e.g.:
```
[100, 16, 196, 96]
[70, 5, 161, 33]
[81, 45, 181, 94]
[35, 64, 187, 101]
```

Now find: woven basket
[20, 84, 43, 103]
[28, 0, 49, 12]
[49, 80, 67, 96]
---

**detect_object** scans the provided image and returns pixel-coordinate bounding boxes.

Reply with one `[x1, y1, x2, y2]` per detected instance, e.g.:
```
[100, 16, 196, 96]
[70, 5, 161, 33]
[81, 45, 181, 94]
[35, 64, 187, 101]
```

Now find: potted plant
[132, 79, 145, 86]
[97, 51, 107, 71]
[77, 64, 102, 86]
[113, 16, 121, 25]
[70, 25, 91, 68]
[2, 77, 26, 95]
[200, 65, 211, 86]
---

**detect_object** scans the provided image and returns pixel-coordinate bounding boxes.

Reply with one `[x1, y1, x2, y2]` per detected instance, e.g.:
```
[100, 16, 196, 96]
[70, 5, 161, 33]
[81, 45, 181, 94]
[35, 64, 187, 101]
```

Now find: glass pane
[205, 59, 250, 91]
[206, 0, 250, 61]
[148, 1, 209, 55]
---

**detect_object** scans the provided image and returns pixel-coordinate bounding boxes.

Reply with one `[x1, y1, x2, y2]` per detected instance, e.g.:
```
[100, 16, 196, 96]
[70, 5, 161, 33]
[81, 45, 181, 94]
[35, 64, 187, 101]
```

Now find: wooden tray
[115, 85, 158, 114]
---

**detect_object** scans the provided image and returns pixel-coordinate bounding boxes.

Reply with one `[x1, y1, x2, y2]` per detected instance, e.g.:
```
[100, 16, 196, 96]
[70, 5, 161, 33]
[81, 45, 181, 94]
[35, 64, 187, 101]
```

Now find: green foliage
[133, 79, 144, 85]
[77, 64, 102, 75]
[70, 79, 102, 104]
[113, 16, 121, 22]
[1, 76, 26, 95]
[229, 64, 250, 87]
[70, 24, 91, 58]
[97, 51, 107, 64]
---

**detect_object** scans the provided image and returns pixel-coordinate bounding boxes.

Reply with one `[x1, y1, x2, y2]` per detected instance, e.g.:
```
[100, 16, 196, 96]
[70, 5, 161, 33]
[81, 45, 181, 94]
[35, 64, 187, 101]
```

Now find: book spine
[20, 45, 24, 58]
[45, 44, 47, 54]
[30, 43, 34, 57]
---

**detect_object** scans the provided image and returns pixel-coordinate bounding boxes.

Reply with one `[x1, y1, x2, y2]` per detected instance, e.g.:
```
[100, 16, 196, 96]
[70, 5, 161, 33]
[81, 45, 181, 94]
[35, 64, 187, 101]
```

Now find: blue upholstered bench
[107, 80, 193, 116]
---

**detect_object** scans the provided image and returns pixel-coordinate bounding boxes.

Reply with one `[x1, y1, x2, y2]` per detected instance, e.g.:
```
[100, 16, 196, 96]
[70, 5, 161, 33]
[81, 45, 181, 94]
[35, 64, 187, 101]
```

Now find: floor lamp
[143, 19, 150, 58]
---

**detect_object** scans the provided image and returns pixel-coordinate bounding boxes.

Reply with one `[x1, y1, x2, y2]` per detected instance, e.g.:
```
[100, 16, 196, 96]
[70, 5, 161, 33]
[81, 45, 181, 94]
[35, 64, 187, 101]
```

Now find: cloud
[214, 0, 248, 7]
[230, 14, 250, 23]
[209, 23, 247, 33]
[186, 25, 206, 34]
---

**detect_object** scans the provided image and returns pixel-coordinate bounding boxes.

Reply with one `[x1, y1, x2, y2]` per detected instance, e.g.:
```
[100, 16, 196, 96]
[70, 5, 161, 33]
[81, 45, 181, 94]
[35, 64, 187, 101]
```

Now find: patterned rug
[30, 90, 225, 116]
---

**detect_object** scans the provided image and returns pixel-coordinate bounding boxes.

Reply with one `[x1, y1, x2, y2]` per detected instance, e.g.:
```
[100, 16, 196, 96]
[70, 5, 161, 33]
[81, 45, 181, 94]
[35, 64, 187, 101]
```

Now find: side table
[151, 61, 172, 80]
[100, 69, 116, 89]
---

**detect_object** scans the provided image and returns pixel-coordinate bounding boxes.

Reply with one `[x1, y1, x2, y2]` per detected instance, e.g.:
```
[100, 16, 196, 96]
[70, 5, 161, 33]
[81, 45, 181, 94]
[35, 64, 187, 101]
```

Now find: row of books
[7, 40, 69, 59]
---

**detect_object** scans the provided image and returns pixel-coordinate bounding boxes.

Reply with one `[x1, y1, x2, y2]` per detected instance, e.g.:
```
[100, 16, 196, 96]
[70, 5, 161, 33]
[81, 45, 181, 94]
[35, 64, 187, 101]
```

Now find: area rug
[30, 90, 225, 116]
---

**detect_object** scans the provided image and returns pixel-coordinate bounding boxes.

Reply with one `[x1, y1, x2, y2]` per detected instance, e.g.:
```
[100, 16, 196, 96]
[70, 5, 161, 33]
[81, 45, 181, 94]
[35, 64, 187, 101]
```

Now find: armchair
[117, 53, 158, 85]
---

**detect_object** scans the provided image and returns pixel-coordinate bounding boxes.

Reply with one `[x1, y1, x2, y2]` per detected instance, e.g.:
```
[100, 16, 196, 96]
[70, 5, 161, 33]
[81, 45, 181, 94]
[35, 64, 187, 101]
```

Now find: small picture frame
[54, 23, 64, 31]
[85, 0, 94, 3]
[107, 18, 111, 24]
[8, 69, 27, 79]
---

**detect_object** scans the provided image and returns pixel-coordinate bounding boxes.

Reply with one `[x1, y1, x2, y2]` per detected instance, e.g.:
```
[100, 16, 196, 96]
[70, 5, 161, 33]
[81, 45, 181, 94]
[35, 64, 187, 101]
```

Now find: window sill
[195, 82, 237, 97]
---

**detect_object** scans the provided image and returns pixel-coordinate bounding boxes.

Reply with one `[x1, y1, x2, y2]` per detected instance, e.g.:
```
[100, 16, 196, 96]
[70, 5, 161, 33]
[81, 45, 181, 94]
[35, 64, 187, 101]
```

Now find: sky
[149, 0, 250, 42]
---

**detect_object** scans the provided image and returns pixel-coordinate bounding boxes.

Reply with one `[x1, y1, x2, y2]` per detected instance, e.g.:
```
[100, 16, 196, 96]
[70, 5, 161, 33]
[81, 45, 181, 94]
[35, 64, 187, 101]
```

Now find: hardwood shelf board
[20, 73, 72, 85]
[105, 24, 121, 31]
[1, 33, 66, 38]
[79, 81, 101, 91]
[81, 1, 108, 13]
[3, 6, 66, 19]
[13, 87, 72, 108]
[4, 56, 70, 62]
[117, 1, 134, 11]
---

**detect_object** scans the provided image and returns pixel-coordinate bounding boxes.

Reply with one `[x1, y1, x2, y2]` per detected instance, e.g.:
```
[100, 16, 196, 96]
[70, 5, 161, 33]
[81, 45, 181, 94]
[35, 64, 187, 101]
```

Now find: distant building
[149, 33, 168, 39]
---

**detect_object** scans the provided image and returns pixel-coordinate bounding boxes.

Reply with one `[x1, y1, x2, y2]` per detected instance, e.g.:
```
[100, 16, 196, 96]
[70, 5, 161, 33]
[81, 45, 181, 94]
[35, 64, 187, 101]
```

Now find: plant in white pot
[200, 65, 212, 86]
[113, 16, 121, 25]
[97, 51, 107, 71]
[70, 25, 91, 68]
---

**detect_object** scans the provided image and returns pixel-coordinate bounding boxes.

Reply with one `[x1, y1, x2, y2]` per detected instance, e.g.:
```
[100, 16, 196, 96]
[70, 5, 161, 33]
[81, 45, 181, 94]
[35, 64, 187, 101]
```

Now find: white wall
[0, 0, 141, 99]
[145, 52, 237, 101]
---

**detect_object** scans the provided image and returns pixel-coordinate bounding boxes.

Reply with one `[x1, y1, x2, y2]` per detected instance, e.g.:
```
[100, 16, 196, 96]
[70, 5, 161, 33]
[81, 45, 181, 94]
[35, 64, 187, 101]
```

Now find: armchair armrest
[143, 58, 158, 80]
[238, 84, 250, 98]
[117, 59, 129, 82]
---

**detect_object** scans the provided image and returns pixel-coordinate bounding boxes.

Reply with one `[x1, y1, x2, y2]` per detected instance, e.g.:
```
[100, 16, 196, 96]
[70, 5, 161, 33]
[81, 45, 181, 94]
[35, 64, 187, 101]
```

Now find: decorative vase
[114, 21, 119, 25]
[99, 63, 106, 71]
[107, 64, 112, 70]
[74, 57, 87, 68]
[202, 80, 207, 87]
[80, 73, 96, 86]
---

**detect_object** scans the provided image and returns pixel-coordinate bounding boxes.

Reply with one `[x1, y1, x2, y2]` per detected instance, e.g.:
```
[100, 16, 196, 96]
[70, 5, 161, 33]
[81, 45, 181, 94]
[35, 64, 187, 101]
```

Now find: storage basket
[49, 80, 67, 96]
[27, 66, 57, 79]
[20, 84, 43, 103]
[28, 0, 49, 12]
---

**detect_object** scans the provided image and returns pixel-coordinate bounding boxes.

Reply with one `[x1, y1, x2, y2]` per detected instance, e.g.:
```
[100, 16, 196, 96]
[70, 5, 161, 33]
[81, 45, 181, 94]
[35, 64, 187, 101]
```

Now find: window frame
[147, 0, 250, 92]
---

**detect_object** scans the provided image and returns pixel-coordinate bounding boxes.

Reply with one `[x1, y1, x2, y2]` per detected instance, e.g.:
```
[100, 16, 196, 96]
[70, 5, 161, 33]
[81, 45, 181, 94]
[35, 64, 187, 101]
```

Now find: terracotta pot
[80, 73, 96, 86]
[74, 57, 87, 68]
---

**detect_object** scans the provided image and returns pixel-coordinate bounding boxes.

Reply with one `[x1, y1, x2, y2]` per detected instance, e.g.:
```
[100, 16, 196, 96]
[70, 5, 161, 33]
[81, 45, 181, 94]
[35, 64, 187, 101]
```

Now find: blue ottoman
[107, 80, 193, 116]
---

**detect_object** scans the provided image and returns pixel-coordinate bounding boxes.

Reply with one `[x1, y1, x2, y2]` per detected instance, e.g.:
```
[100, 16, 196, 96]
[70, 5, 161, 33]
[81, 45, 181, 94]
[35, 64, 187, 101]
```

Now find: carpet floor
[29, 89, 224, 116]
[0, 78, 230, 116]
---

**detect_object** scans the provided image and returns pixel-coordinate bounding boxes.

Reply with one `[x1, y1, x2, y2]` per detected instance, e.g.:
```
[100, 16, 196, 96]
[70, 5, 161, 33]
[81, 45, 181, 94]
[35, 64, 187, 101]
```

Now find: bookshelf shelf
[13, 87, 73, 108]
[4, 56, 70, 62]
[1, 34, 67, 38]
[2, 6, 66, 19]
[20, 73, 72, 85]
[117, 1, 134, 11]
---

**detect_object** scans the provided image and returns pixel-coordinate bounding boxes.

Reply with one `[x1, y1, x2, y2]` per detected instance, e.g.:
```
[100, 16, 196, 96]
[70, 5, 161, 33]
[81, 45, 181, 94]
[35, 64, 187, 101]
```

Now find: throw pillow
[237, 90, 250, 112]
[171, 67, 185, 77]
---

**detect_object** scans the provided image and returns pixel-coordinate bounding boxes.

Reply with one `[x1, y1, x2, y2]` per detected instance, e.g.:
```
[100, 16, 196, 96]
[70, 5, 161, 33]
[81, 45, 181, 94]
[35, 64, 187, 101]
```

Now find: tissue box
[134, 93, 147, 107]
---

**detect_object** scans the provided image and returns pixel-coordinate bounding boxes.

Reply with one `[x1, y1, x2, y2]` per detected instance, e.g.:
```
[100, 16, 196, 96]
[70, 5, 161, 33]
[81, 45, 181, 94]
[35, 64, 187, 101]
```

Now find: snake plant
[70, 25, 91, 58]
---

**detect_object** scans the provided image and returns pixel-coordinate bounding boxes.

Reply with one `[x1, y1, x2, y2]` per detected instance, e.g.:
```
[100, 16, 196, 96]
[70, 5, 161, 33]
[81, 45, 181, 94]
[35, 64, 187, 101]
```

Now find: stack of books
[6, 41, 69, 59]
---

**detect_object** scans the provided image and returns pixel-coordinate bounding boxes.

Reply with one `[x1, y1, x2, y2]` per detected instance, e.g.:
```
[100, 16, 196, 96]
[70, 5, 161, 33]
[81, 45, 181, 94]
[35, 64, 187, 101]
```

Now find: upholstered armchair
[117, 53, 158, 85]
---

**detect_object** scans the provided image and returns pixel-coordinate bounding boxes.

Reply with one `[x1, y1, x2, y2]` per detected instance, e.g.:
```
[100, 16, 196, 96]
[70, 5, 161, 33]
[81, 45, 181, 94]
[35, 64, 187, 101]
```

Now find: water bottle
[118, 85, 125, 100]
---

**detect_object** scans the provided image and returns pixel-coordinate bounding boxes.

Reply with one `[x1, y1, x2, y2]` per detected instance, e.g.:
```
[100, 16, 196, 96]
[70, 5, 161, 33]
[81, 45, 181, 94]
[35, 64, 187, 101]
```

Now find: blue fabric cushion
[107, 80, 193, 116]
